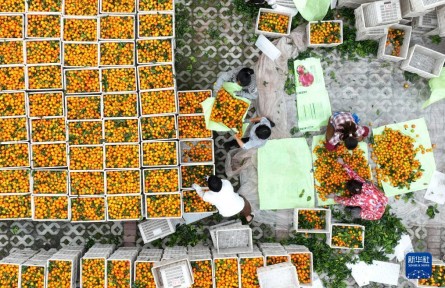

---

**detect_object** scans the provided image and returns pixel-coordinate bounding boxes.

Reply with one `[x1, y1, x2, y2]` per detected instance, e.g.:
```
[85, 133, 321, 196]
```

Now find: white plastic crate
[209, 220, 243, 245]
[30, 142, 67, 169]
[182, 212, 215, 224]
[134, 258, 159, 287]
[255, 8, 292, 37]
[283, 245, 309, 252]
[25, 0, 64, 13]
[69, 170, 105, 196]
[410, 0, 445, 12]
[139, 88, 178, 116]
[0, 142, 30, 168]
[416, 260, 445, 287]
[327, 223, 365, 250]
[0, 117, 29, 144]
[377, 24, 412, 62]
[216, 227, 253, 254]
[0, 262, 22, 287]
[141, 140, 179, 168]
[31, 195, 70, 221]
[137, 63, 176, 91]
[0, 91, 26, 117]
[104, 117, 140, 143]
[437, 5, 445, 36]
[137, 12, 175, 39]
[62, 42, 99, 68]
[355, 5, 390, 39]
[363, 0, 402, 26]
[99, 15, 136, 40]
[145, 192, 183, 219]
[46, 256, 78, 288]
[152, 258, 194, 288]
[414, 10, 439, 28]
[100, 66, 138, 93]
[24, 13, 61, 39]
[400, 0, 434, 17]
[293, 208, 331, 233]
[400, 44, 445, 78]
[106, 194, 143, 221]
[31, 169, 68, 195]
[213, 256, 240, 287]
[0, 40, 25, 67]
[29, 116, 66, 143]
[0, 14, 25, 40]
[138, 219, 176, 244]
[65, 94, 103, 120]
[258, 243, 284, 249]
[68, 145, 104, 171]
[179, 139, 215, 165]
[136, 38, 174, 65]
[139, 248, 163, 257]
[23, 39, 61, 65]
[288, 251, 314, 287]
[257, 262, 299, 288]
[105, 169, 142, 195]
[139, 114, 178, 141]
[337, 0, 376, 8]
[103, 92, 139, 118]
[104, 143, 141, 169]
[182, 189, 217, 214]
[67, 119, 104, 146]
[107, 255, 137, 288]
[100, 0, 136, 14]
[143, 167, 180, 194]
[176, 89, 212, 115]
[27, 91, 64, 118]
[263, 252, 291, 266]
[238, 254, 266, 288]
[180, 163, 215, 189]
[64, 68, 102, 94]
[306, 20, 344, 47]
[98, 40, 135, 67]
[62, 16, 99, 42]
[137, 0, 175, 12]
[70, 195, 107, 222]
[80, 255, 108, 288]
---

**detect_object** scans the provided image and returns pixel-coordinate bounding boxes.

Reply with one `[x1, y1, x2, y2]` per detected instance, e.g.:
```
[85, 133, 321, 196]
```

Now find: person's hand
[192, 184, 200, 191]
[233, 133, 240, 140]
[337, 157, 344, 165]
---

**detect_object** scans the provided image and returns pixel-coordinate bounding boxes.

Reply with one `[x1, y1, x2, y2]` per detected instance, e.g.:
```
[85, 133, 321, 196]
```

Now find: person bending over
[328, 158, 388, 220]
[192, 175, 254, 224]
[325, 112, 369, 151]
[213, 67, 258, 100]
[224, 116, 275, 150]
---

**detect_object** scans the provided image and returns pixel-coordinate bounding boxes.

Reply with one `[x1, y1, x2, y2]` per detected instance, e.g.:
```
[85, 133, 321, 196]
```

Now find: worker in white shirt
[224, 116, 275, 150]
[192, 175, 254, 224]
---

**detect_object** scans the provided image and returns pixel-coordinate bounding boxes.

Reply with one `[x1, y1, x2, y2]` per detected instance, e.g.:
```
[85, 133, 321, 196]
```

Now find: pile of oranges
[28, 65, 62, 90]
[313, 141, 371, 201]
[106, 260, 131, 287]
[181, 140, 213, 163]
[0, 143, 29, 168]
[0, 118, 28, 142]
[26, 14, 60, 38]
[331, 225, 364, 249]
[0, 66, 26, 90]
[68, 121, 103, 145]
[32, 143, 66, 168]
[290, 253, 312, 285]
[63, 18, 98, 41]
[102, 68, 137, 92]
[258, 12, 289, 34]
[65, 70, 101, 93]
[33, 195, 69, 220]
[190, 260, 213, 288]
[31, 118, 65, 142]
[142, 141, 177, 166]
[0, 41, 23, 65]
[144, 168, 179, 193]
[386, 28, 405, 57]
[139, 0, 173, 11]
[210, 89, 249, 132]
[47, 260, 72, 288]
[372, 126, 430, 189]
[64, 0, 98, 15]
[102, 0, 135, 13]
[178, 90, 211, 114]
[100, 42, 135, 65]
[214, 258, 239, 288]
[28, 92, 63, 117]
[107, 170, 141, 194]
[28, 0, 62, 12]
[69, 146, 103, 170]
[81, 258, 106, 288]
[0, 264, 19, 287]
[21, 265, 45, 288]
[297, 209, 327, 231]
[104, 94, 138, 117]
[239, 257, 264, 287]
[138, 65, 174, 90]
[107, 195, 141, 220]
[32, 170, 67, 194]
[0, 169, 30, 193]
[181, 165, 214, 188]
[0, 15, 23, 38]
[178, 115, 212, 139]
[266, 255, 289, 265]
[100, 16, 135, 39]
[104, 119, 139, 142]
[70, 171, 104, 195]
[134, 262, 156, 288]
[0, 0, 24, 12]
[71, 197, 105, 221]
[139, 14, 173, 37]
[309, 21, 342, 44]
[105, 144, 140, 168]
[64, 43, 98, 67]
[26, 40, 60, 64]
[418, 264, 445, 287]
[140, 115, 176, 140]
[183, 190, 216, 213]
[146, 193, 181, 218]
[66, 96, 101, 120]
[137, 39, 173, 63]
[0, 92, 26, 116]
[0, 195, 31, 219]
[140, 90, 176, 115]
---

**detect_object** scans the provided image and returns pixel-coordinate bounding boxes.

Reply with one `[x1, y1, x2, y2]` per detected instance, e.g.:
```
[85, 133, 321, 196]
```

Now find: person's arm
[338, 160, 366, 183]
[192, 184, 204, 198]
[325, 118, 335, 141]
[356, 126, 370, 141]
[202, 191, 218, 205]
[249, 117, 262, 123]
[233, 134, 246, 148]
[213, 70, 236, 94]
[325, 132, 341, 151]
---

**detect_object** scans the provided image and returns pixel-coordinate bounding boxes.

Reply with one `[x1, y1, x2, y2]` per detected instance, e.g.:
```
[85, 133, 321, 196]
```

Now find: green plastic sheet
[201, 82, 250, 134]
[311, 134, 371, 206]
[292, 0, 331, 21]
[294, 58, 332, 132]
[258, 138, 315, 210]
[422, 69, 445, 109]
[372, 118, 436, 196]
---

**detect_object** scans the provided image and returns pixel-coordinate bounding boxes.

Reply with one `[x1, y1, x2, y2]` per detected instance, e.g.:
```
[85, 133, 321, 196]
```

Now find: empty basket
[257, 262, 299, 288]
[363, 0, 402, 27]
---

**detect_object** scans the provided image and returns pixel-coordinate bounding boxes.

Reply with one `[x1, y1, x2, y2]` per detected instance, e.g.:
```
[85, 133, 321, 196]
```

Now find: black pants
[225, 137, 250, 149]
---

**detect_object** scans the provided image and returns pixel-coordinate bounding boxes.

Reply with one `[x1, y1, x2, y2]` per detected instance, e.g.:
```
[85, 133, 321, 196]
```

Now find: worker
[224, 116, 275, 150]
[325, 112, 370, 151]
[213, 67, 258, 100]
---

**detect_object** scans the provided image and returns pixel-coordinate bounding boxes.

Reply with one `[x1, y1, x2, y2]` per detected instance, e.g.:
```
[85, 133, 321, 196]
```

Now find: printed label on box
[405, 252, 432, 279]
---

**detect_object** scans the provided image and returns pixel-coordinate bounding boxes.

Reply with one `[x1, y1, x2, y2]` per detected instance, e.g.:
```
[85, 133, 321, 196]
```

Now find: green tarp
[258, 138, 315, 210]
[292, 0, 331, 21]
[423, 69, 445, 109]
[372, 118, 436, 196]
